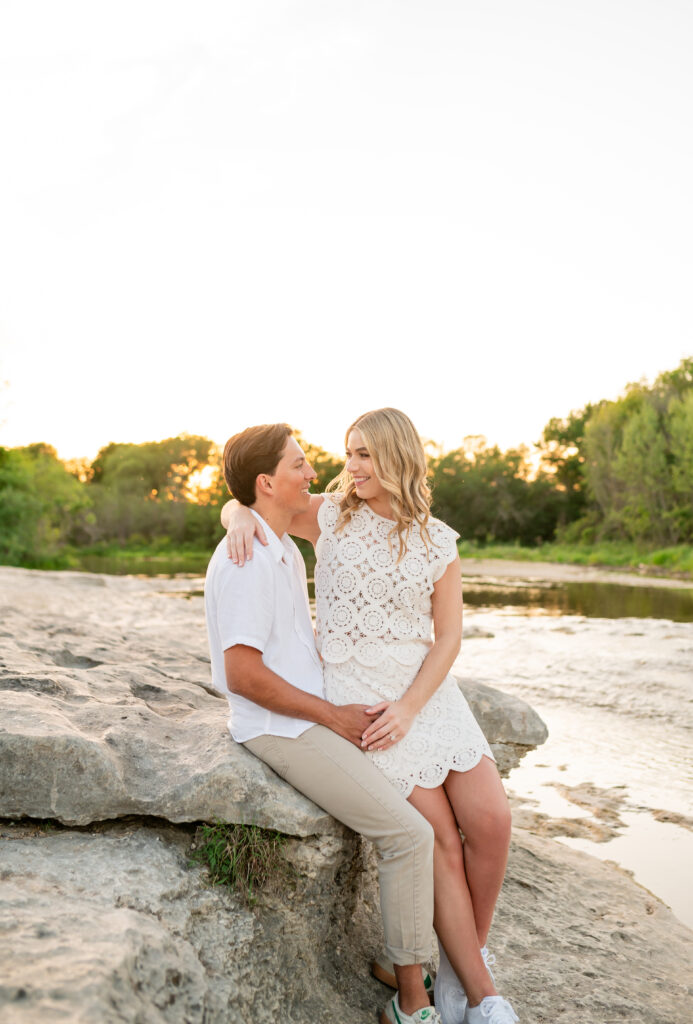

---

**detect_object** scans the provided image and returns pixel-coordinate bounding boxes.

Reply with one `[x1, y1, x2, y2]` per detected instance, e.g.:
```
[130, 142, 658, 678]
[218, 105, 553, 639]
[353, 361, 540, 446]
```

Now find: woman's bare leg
[443, 756, 512, 948]
[408, 784, 496, 1008]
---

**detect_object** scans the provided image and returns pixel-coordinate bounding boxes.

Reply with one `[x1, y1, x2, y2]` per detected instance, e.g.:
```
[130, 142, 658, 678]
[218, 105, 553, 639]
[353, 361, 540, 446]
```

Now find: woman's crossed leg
[408, 755, 512, 1008]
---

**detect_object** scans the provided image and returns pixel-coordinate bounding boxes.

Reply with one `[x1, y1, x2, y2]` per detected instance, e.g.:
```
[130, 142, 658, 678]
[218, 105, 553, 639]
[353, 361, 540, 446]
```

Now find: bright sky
[0, 1, 691, 462]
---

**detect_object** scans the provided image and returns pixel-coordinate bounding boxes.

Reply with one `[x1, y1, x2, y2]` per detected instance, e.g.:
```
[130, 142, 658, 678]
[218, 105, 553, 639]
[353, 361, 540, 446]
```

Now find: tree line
[1, 357, 691, 567]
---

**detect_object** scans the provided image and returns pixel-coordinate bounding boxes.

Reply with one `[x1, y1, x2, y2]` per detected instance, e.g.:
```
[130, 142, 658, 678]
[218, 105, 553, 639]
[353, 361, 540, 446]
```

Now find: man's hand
[226, 648, 382, 746]
[328, 703, 380, 748]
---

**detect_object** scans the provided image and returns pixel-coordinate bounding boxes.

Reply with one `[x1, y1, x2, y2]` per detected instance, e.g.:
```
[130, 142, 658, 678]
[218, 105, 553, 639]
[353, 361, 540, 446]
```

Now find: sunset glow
[0, 2, 690, 462]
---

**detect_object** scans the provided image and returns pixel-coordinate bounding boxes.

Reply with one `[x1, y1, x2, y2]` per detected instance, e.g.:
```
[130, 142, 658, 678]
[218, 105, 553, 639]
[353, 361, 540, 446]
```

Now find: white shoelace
[478, 996, 519, 1023]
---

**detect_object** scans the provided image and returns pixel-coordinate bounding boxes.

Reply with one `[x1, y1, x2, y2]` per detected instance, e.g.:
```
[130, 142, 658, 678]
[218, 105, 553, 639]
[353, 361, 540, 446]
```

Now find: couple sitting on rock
[204, 408, 518, 1024]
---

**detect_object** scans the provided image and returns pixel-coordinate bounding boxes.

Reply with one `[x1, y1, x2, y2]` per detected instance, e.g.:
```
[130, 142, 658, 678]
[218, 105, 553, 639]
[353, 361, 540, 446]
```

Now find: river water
[455, 567, 693, 930]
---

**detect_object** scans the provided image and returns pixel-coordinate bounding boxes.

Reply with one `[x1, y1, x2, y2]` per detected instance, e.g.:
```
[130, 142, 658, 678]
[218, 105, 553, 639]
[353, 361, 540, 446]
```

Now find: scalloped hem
[319, 641, 428, 670]
[378, 745, 496, 798]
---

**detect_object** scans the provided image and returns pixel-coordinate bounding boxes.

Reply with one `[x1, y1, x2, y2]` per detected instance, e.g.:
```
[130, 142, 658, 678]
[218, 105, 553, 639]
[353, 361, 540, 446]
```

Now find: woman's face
[345, 427, 389, 506]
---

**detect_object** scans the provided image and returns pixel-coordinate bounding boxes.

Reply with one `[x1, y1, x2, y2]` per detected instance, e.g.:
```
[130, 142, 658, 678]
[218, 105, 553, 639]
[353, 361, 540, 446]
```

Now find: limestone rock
[455, 675, 548, 775]
[0, 820, 385, 1024]
[0, 882, 208, 1023]
[0, 569, 334, 833]
[1, 820, 691, 1024]
[0, 568, 546, 830]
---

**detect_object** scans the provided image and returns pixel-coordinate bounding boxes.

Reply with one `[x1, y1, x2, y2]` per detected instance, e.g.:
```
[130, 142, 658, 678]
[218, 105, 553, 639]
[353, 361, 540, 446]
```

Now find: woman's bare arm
[222, 494, 325, 564]
[283, 493, 324, 545]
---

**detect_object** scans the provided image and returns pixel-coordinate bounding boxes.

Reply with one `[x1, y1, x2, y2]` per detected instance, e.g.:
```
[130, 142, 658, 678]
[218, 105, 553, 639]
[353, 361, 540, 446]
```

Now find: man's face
[268, 436, 316, 513]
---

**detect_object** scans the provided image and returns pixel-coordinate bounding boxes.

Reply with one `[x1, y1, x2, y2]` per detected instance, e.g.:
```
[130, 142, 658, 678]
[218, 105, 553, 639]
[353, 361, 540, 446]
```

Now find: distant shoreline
[4, 541, 693, 586]
[457, 538, 693, 580]
[460, 557, 693, 590]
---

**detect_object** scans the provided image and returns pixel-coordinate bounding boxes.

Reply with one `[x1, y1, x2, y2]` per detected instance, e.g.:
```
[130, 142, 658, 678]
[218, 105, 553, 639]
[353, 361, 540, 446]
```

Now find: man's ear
[255, 473, 273, 498]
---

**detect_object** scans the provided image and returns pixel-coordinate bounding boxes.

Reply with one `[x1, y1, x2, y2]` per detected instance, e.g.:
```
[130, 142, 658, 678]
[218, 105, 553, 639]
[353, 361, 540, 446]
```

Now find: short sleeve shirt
[204, 512, 324, 742]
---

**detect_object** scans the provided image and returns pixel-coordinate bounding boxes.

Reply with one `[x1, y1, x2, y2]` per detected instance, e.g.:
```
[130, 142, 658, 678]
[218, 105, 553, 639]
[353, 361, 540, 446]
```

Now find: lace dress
[315, 494, 494, 797]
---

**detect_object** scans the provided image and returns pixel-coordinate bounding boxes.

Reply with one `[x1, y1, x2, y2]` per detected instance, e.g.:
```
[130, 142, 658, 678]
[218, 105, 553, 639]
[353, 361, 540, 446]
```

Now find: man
[204, 423, 439, 1024]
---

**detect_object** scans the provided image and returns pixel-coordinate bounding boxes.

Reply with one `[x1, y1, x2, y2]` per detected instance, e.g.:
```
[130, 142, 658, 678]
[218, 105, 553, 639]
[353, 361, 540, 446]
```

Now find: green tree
[0, 444, 91, 565]
[669, 390, 693, 539]
[84, 435, 222, 546]
[580, 359, 693, 543]
[430, 439, 562, 545]
[536, 405, 596, 527]
[651, 356, 693, 407]
[613, 402, 675, 544]
[582, 393, 644, 537]
[90, 434, 215, 499]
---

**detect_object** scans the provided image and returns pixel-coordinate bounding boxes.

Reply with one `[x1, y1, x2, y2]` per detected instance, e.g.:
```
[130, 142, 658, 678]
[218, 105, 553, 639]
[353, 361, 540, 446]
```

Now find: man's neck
[250, 500, 291, 539]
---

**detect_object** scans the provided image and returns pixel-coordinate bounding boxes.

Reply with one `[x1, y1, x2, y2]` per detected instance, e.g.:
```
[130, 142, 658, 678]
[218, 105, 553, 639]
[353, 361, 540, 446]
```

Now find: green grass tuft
[190, 821, 295, 905]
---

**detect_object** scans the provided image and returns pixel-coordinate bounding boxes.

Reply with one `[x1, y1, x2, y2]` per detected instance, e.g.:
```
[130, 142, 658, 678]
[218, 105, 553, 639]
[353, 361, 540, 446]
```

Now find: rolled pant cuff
[385, 944, 432, 967]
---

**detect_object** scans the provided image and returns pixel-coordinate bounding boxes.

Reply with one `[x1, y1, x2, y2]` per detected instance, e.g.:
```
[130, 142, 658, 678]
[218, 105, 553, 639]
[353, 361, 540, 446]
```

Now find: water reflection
[74, 554, 693, 623]
[462, 580, 693, 622]
[75, 555, 207, 577]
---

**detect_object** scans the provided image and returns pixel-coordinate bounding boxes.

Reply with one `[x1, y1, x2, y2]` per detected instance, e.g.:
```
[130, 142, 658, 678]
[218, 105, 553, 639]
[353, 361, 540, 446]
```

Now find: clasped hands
[332, 700, 414, 752]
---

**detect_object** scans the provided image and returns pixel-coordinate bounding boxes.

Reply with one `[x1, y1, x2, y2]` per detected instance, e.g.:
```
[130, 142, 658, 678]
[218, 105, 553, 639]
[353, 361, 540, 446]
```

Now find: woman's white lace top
[314, 494, 494, 796]
[315, 495, 460, 668]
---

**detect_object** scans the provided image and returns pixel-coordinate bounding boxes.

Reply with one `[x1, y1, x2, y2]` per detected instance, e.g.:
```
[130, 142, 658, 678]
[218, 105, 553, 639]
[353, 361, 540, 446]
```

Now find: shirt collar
[249, 508, 291, 564]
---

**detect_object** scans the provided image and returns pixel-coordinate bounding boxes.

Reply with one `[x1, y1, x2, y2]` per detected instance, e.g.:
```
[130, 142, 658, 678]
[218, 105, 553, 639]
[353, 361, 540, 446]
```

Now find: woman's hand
[361, 700, 416, 752]
[226, 504, 268, 565]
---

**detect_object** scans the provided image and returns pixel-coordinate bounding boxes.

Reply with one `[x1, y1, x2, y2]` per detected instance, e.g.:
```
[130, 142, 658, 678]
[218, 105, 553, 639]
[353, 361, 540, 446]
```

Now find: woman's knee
[466, 798, 512, 849]
[433, 828, 465, 874]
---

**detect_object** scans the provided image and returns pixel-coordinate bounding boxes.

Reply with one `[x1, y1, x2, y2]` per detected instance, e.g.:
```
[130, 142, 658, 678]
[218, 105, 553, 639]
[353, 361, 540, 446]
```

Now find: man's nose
[305, 462, 317, 480]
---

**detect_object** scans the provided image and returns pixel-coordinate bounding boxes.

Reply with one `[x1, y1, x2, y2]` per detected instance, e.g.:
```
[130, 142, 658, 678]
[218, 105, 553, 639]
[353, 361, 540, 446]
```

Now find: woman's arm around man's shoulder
[221, 493, 326, 565]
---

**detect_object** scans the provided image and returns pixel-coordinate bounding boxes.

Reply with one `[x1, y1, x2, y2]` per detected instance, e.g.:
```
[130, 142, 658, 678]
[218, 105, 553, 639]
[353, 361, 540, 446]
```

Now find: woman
[224, 408, 517, 1024]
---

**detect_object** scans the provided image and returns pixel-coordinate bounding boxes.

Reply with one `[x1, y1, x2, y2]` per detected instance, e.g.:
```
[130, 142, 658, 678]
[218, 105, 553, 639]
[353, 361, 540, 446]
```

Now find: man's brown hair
[223, 423, 293, 506]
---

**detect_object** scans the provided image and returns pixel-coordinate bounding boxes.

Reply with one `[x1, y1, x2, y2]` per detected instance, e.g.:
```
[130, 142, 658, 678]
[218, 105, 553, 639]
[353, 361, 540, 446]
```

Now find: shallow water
[75, 554, 208, 577]
[77, 552, 693, 622]
[455, 605, 693, 928]
[462, 578, 693, 622]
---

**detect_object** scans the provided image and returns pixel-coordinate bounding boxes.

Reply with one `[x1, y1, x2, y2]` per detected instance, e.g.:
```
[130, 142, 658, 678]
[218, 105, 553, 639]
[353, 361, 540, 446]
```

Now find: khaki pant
[244, 724, 434, 965]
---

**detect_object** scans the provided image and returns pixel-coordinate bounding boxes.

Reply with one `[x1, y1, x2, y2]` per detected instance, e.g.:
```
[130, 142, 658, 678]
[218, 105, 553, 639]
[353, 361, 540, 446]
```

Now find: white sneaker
[434, 943, 498, 1024]
[434, 940, 467, 1024]
[463, 995, 518, 1024]
[381, 993, 443, 1024]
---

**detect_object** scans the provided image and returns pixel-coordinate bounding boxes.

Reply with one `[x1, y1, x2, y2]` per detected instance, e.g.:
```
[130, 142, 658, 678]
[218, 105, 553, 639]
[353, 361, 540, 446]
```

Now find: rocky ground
[1, 567, 691, 1023]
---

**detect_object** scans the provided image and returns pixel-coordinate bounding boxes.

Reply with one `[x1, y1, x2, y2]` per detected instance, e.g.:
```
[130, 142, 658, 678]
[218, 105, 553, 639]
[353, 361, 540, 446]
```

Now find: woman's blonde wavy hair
[327, 407, 433, 561]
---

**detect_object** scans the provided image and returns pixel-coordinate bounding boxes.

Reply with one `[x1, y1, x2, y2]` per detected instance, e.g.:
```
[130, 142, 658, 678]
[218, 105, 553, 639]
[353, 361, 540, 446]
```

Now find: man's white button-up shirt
[204, 510, 324, 742]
